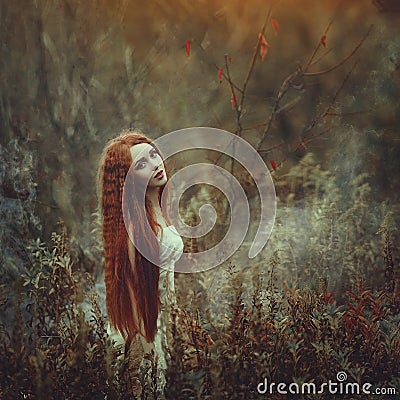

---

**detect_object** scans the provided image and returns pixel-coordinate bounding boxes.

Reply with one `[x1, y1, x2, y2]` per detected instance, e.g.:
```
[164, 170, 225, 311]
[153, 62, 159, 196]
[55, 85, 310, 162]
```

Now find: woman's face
[129, 143, 167, 187]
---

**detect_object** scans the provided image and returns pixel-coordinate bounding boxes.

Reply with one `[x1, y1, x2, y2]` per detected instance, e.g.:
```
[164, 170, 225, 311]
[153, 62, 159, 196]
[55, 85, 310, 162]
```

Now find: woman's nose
[151, 160, 161, 170]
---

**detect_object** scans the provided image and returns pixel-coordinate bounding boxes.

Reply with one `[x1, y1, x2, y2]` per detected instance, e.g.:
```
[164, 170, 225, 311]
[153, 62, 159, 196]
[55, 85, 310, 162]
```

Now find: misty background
[1, 0, 399, 293]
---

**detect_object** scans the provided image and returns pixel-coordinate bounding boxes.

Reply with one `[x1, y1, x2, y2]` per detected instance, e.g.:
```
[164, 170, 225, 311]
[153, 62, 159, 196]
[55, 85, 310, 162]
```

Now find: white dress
[106, 225, 184, 393]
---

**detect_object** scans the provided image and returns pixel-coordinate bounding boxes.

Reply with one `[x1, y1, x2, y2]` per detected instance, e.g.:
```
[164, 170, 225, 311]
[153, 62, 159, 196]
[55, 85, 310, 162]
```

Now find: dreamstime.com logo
[122, 127, 276, 273]
[257, 371, 397, 396]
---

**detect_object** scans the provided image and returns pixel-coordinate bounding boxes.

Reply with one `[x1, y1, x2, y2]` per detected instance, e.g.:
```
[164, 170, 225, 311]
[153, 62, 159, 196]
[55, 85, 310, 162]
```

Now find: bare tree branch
[304, 25, 373, 77]
[256, 23, 372, 156]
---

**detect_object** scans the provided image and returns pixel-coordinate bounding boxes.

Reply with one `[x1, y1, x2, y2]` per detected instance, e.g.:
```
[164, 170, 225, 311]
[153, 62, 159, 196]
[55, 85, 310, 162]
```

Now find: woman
[97, 130, 184, 395]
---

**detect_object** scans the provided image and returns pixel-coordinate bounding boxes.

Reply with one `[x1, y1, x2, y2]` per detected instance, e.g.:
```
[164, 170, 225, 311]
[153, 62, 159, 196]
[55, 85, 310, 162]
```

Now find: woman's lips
[154, 170, 164, 179]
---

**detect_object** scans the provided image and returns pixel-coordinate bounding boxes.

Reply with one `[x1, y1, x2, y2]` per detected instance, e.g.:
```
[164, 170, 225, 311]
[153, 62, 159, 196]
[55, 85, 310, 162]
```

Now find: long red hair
[97, 130, 169, 343]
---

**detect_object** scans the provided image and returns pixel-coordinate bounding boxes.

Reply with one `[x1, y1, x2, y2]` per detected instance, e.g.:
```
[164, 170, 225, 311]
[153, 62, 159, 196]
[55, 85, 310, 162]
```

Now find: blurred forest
[1, 0, 399, 273]
[0, 0, 399, 398]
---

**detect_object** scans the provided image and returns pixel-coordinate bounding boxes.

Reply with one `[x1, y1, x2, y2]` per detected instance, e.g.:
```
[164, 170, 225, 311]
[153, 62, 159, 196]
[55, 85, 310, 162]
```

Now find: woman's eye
[136, 161, 146, 169]
[150, 150, 158, 158]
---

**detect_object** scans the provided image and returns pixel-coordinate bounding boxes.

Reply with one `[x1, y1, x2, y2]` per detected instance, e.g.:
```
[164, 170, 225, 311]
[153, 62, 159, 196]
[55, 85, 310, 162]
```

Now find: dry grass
[1, 158, 399, 399]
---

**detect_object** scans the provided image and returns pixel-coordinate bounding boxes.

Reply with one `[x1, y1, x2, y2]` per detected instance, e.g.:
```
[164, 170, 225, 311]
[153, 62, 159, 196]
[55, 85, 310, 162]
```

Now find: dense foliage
[1, 161, 399, 399]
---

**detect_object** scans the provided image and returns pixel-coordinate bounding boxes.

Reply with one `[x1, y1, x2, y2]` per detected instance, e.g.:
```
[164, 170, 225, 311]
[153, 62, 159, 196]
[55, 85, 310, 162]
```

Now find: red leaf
[320, 35, 327, 47]
[271, 18, 279, 36]
[185, 40, 191, 57]
[218, 67, 223, 82]
[258, 33, 270, 61]
[227, 55, 232, 64]
[231, 93, 236, 109]
[270, 160, 277, 171]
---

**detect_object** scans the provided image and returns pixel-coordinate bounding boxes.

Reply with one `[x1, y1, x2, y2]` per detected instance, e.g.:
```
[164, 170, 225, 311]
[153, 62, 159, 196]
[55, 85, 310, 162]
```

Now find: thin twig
[238, 8, 274, 124]
[305, 58, 359, 133]
[309, 47, 336, 68]
[304, 25, 373, 77]
[213, 61, 244, 94]
[257, 22, 371, 153]
[257, 68, 302, 150]
[258, 140, 287, 154]
[303, 11, 337, 71]
[224, 54, 241, 135]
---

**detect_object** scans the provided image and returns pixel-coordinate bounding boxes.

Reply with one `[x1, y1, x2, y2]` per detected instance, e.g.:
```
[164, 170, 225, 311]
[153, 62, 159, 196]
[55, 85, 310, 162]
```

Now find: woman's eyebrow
[134, 147, 156, 167]
[134, 156, 146, 167]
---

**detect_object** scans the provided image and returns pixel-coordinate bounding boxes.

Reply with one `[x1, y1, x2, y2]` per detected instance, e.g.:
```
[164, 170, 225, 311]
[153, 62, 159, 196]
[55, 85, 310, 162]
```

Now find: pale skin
[129, 143, 168, 228]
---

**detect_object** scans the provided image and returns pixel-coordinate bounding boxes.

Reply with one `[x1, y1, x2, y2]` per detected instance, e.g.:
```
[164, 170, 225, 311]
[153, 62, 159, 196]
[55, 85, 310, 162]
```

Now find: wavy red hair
[97, 130, 170, 343]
